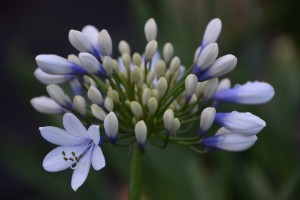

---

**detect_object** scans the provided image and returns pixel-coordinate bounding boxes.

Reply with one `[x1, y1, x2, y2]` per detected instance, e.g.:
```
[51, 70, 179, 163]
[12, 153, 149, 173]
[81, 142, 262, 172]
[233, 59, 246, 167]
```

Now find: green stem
[128, 143, 144, 200]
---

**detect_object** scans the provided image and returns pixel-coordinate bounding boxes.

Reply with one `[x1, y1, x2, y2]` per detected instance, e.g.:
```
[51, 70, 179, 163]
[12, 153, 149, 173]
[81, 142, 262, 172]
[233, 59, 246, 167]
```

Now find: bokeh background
[1, 0, 300, 199]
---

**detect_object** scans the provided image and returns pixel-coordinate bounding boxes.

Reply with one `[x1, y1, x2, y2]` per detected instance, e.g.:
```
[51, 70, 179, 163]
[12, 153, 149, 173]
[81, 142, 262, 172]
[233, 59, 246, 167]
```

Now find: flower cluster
[31, 18, 274, 191]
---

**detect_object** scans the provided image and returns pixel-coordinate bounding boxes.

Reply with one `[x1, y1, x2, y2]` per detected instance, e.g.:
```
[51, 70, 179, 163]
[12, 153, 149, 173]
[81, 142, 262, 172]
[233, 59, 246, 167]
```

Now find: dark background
[1, 0, 300, 199]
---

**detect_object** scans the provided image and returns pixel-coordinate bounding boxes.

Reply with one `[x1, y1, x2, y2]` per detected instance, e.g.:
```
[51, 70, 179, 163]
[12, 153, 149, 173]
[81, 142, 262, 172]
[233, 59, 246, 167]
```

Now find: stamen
[71, 151, 75, 156]
[62, 151, 66, 156]
[63, 157, 68, 161]
[69, 158, 74, 161]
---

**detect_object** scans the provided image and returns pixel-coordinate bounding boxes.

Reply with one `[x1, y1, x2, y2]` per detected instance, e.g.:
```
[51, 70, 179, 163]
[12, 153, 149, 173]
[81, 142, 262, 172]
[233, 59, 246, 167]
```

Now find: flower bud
[67, 54, 81, 65]
[142, 88, 151, 106]
[170, 57, 180, 76]
[105, 79, 110, 87]
[139, 63, 145, 77]
[136, 73, 144, 88]
[203, 78, 218, 104]
[195, 81, 207, 97]
[164, 71, 171, 82]
[73, 95, 86, 117]
[46, 84, 72, 110]
[132, 53, 142, 66]
[88, 85, 103, 106]
[145, 40, 158, 62]
[68, 30, 100, 59]
[163, 109, 174, 133]
[202, 18, 222, 49]
[135, 120, 147, 151]
[91, 104, 107, 120]
[154, 60, 166, 78]
[108, 90, 120, 103]
[118, 40, 131, 55]
[214, 111, 266, 136]
[215, 127, 231, 135]
[149, 83, 155, 90]
[79, 53, 106, 75]
[193, 46, 201, 64]
[197, 55, 237, 82]
[146, 71, 155, 85]
[104, 97, 114, 111]
[213, 81, 274, 105]
[30, 96, 63, 114]
[104, 112, 118, 144]
[198, 43, 218, 69]
[122, 53, 131, 70]
[147, 97, 158, 114]
[144, 18, 157, 42]
[141, 83, 148, 92]
[112, 59, 119, 74]
[185, 74, 198, 102]
[131, 66, 141, 83]
[199, 107, 216, 137]
[98, 29, 112, 57]
[163, 43, 174, 64]
[201, 133, 257, 152]
[119, 70, 128, 83]
[171, 118, 180, 135]
[157, 77, 168, 98]
[36, 54, 87, 75]
[103, 56, 114, 77]
[151, 89, 159, 100]
[131, 101, 143, 117]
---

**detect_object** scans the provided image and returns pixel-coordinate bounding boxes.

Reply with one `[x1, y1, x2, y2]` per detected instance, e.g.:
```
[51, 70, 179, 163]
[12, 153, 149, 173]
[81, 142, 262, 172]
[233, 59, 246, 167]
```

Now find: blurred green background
[1, 0, 300, 199]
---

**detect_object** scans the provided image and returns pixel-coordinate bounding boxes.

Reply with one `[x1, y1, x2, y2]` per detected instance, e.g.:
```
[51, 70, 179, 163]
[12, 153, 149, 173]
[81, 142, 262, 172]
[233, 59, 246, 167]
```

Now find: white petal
[69, 30, 93, 53]
[30, 96, 63, 114]
[71, 152, 92, 191]
[202, 18, 222, 47]
[63, 113, 89, 138]
[82, 25, 99, 46]
[43, 145, 81, 172]
[88, 125, 100, 145]
[34, 68, 71, 84]
[92, 146, 105, 171]
[40, 127, 86, 145]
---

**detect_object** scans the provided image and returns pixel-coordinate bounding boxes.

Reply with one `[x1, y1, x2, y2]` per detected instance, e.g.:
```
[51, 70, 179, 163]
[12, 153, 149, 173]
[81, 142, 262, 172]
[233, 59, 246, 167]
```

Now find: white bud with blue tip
[214, 111, 266, 136]
[79, 53, 106, 76]
[46, 84, 73, 110]
[199, 107, 216, 137]
[203, 78, 218, 104]
[30, 96, 63, 114]
[36, 55, 87, 75]
[135, 120, 147, 151]
[213, 81, 275, 105]
[104, 112, 118, 144]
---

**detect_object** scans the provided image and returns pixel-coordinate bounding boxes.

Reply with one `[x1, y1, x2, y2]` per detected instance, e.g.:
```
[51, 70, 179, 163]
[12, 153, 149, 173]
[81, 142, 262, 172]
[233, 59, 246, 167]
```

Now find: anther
[69, 158, 74, 161]
[63, 157, 68, 161]
[62, 151, 66, 156]
[71, 151, 75, 156]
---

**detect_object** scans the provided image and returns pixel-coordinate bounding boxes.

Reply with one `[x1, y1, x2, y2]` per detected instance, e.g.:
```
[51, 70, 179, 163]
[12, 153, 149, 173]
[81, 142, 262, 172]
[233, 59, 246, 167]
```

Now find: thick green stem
[128, 143, 144, 200]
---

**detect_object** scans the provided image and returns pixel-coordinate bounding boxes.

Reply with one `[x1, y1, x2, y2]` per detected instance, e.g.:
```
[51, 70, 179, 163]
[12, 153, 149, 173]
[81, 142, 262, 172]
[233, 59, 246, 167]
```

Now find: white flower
[197, 54, 237, 82]
[82, 25, 104, 59]
[40, 113, 105, 191]
[104, 112, 118, 144]
[199, 107, 216, 137]
[201, 18, 222, 49]
[201, 133, 257, 152]
[30, 96, 64, 114]
[214, 111, 266, 136]
[36, 55, 87, 75]
[144, 18, 157, 42]
[213, 81, 275, 104]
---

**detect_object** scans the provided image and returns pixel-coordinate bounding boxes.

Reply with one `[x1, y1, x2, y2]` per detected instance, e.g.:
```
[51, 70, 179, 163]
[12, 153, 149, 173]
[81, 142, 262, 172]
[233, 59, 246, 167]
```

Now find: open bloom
[40, 113, 105, 191]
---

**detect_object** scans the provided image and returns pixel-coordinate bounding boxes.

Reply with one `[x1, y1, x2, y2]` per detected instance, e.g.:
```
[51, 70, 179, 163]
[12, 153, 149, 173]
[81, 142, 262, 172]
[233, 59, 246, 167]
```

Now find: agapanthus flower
[40, 113, 105, 191]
